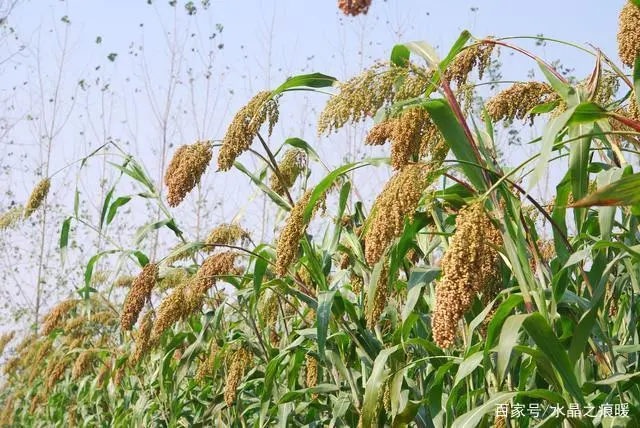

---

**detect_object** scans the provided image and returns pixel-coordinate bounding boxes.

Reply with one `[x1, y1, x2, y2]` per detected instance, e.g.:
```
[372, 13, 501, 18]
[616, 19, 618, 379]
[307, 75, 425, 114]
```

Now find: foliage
[2, 3, 640, 426]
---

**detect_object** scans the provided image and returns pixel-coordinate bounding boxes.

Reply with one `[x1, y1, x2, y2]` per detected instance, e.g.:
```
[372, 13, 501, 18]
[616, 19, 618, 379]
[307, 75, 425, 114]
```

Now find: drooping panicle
[338, 0, 372, 16]
[224, 347, 251, 406]
[24, 178, 51, 219]
[431, 203, 502, 348]
[164, 141, 212, 207]
[445, 43, 494, 86]
[618, 1, 640, 67]
[218, 91, 279, 171]
[364, 164, 430, 265]
[275, 190, 326, 276]
[269, 149, 306, 196]
[120, 263, 158, 331]
[485, 82, 558, 125]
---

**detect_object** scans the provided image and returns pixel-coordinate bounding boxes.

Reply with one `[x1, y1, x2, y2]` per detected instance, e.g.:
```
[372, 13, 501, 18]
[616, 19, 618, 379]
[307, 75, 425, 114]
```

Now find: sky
[0, 0, 629, 326]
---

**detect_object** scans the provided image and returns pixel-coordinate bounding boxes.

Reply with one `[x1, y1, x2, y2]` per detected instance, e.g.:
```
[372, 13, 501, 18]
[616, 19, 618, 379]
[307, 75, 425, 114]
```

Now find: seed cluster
[486, 82, 558, 125]
[318, 64, 404, 135]
[158, 268, 190, 291]
[364, 164, 429, 265]
[366, 107, 446, 170]
[445, 43, 494, 86]
[431, 203, 502, 348]
[47, 359, 68, 390]
[224, 348, 251, 406]
[24, 178, 51, 219]
[132, 311, 154, 364]
[196, 339, 219, 381]
[72, 349, 96, 381]
[270, 149, 306, 196]
[205, 223, 250, 247]
[618, 1, 640, 67]
[275, 190, 326, 276]
[0, 332, 15, 356]
[305, 354, 318, 399]
[365, 265, 389, 328]
[218, 91, 280, 171]
[96, 359, 111, 388]
[337, 0, 371, 16]
[0, 206, 23, 231]
[151, 284, 188, 343]
[42, 299, 79, 335]
[115, 275, 135, 288]
[152, 252, 237, 341]
[164, 141, 212, 207]
[120, 263, 158, 331]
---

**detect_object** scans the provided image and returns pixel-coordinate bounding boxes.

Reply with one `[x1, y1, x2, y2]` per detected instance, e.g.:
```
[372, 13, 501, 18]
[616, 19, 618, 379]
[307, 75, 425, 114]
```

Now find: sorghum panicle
[364, 164, 429, 265]
[42, 299, 79, 335]
[270, 149, 306, 196]
[337, 0, 371, 16]
[71, 349, 96, 381]
[431, 203, 502, 348]
[120, 263, 158, 331]
[132, 311, 154, 364]
[0, 206, 23, 231]
[24, 178, 51, 219]
[446, 43, 494, 86]
[365, 265, 389, 329]
[205, 223, 250, 248]
[275, 190, 326, 277]
[218, 91, 279, 171]
[618, 1, 640, 67]
[485, 82, 558, 125]
[164, 141, 212, 207]
[224, 348, 251, 406]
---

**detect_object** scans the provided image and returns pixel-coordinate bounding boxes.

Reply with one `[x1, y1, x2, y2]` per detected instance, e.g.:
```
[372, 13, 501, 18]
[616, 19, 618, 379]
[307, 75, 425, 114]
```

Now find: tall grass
[2, 2, 640, 426]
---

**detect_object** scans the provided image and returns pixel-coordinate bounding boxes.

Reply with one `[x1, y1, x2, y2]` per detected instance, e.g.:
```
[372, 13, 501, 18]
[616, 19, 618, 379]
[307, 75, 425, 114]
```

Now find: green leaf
[273, 73, 337, 95]
[403, 267, 440, 321]
[100, 187, 115, 227]
[84, 250, 118, 298]
[303, 158, 388, 223]
[439, 31, 472, 71]
[278, 384, 340, 403]
[571, 172, 640, 207]
[424, 99, 486, 190]
[403, 41, 440, 68]
[568, 122, 592, 228]
[59, 216, 72, 254]
[390, 44, 411, 67]
[106, 196, 132, 225]
[567, 102, 610, 124]
[597, 167, 624, 240]
[234, 161, 291, 211]
[594, 372, 640, 385]
[453, 351, 483, 387]
[361, 345, 399, 427]
[538, 60, 575, 102]
[522, 313, 585, 405]
[451, 392, 517, 428]
[484, 294, 524, 351]
[132, 251, 149, 267]
[317, 290, 336, 360]
[497, 314, 527, 385]
[529, 105, 576, 192]
[329, 182, 350, 254]
[284, 137, 321, 163]
[253, 255, 268, 297]
[134, 219, 182, 244]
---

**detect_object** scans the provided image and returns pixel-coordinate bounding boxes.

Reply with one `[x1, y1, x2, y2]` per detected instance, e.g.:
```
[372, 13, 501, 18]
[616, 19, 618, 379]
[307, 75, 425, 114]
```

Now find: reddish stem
[480, 39, 568, 84]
